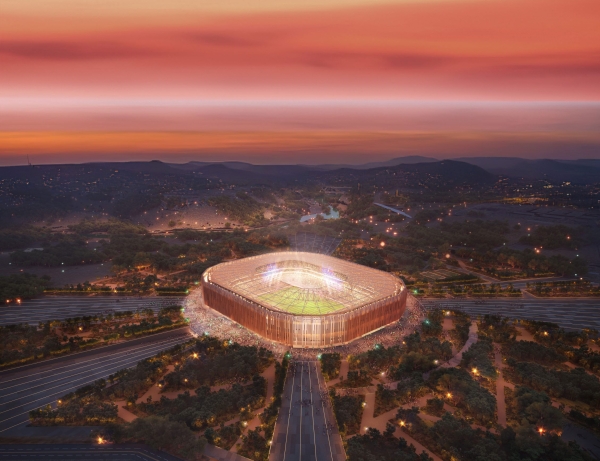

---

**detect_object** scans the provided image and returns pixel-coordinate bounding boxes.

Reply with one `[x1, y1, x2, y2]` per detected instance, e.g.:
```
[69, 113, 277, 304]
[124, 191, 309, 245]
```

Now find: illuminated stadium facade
[201, 252, 407, 348]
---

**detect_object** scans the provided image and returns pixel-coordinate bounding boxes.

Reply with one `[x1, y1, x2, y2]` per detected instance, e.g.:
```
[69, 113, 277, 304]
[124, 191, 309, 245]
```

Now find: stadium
[201, 252, 407, 348]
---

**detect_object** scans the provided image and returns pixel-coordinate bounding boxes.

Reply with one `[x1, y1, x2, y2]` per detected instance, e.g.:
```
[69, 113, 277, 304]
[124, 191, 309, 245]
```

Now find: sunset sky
[1, 0, 599, 165]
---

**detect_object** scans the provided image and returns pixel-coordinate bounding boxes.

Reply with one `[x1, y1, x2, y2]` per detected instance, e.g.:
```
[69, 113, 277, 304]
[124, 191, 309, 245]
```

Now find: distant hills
[1, 155, 598, 185]
[455, 157, 600, 183]
[166, 155, 600, 183]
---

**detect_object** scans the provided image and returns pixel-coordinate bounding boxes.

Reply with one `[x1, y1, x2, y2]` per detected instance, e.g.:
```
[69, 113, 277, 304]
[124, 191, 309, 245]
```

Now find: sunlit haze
[1, 0, 599, 164]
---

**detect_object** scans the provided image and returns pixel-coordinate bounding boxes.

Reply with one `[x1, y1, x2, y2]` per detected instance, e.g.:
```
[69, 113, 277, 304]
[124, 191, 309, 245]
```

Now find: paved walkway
[357, 391, 441, 460]
[327, 360, 349, 387]
[115, 401, 138, 423]
[440, 321, 478, 369]
[136, 365, 175, 404]
[397, 429, 442, 461]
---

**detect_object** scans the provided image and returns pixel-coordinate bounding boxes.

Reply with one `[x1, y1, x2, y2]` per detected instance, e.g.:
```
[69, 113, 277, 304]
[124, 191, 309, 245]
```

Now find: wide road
[269, 361, 345, 461]
[421, 298, 600, 331]
[0, 296, 185, 326]
[0, 444, 183, 461]
[0, 327, 193, 434]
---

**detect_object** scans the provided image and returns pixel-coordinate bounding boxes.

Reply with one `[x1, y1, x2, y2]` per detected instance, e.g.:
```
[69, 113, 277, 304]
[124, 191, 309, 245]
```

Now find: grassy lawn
[258, 286, 346, 315]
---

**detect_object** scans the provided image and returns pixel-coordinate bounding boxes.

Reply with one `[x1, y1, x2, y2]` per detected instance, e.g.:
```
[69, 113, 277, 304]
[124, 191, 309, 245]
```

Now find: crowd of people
[184, 289, 427, 360]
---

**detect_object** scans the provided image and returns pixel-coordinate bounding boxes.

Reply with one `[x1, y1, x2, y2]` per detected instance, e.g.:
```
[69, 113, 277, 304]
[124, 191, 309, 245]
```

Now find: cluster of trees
[208, 193, 267, 227]
[407, 217, 510, 251]
[345, 318, 452, 385]
[521, 319, 592, 346]
[107, 415, 206, 461]
[449, 310, 471, 349]
[347, 426, 433, 461]
[375, 373, 428, 416]
[237, 354, 290, 461]
[502, 341, 564, 366]
[30, 395, 117, 426]
[519, 225, 580, 250]
[428, 368, 497, 425]
[340, 370, 372, 388]
[320, 352, 341, 381]
[330, 389, 364, 436]
[10, 236, 106, 267]
[443, 283, 521, 298]
[237, 426, 271, 461]
[204, 423, 241, 450]
[507, 362, 600, 409]
[30, 342, 189, 429]
[1, 307, 187, 368]
[137, 376, 266, 430]
[0, 227, 51, 251]
[0, 273, 50, 302]
[103, 342, 191, 402]
[395, 408, 593, 461]
[113, 307, 187, 338]
[456, 247, 588, 278]
[421, 309, 444, 337]
[527, 280, 600, 297]
[567, 346, 600, 374]
[349, 345, 403, 377]
[344, 194, 382, 220]
[303, 217, 363, 239]
[68, 218, 147, 235]
[389, 332, 453, 379]
[112, 193, 162, 218]
[460, 339, 497, 379]
[1, 321, 70, 368]
[106, 226, 288, 276]
[424, 397, 446, 417]
[478, 314, 517, 343]
[505, 386, 564, 432]
[164, 337, 273, 389]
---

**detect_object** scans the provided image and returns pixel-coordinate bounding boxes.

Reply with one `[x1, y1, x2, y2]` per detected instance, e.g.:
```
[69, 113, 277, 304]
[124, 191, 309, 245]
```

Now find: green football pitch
[257, 286, 346, 315]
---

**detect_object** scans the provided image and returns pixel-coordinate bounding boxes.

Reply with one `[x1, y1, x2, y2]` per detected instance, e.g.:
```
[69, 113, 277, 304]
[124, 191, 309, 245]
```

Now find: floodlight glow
[201, 252, 406, 348]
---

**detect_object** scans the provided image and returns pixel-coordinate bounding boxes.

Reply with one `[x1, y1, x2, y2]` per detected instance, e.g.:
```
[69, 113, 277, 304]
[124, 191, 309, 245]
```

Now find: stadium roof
[204, 252, 404, 316]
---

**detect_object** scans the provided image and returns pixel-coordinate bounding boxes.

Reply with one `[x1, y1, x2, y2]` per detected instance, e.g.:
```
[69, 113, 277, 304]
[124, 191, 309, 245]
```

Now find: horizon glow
[1, 0, 599, 164]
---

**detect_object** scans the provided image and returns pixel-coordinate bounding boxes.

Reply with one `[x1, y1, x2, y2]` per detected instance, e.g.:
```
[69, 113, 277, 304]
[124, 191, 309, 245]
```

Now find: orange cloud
[1, 0, 599, 162]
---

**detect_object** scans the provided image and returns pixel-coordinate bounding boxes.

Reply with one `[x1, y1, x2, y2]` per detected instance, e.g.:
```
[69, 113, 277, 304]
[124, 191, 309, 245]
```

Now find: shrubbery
[163, 338, 273, 389]
[330, 389, 364, 436]
[0, 273, 50, 302]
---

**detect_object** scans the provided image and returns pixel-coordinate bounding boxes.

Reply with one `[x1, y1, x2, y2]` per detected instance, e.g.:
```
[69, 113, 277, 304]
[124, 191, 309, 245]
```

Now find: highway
[0, 327, 193, 434]
[421, 298, 600, 331]
[269, 361, 346, 461]
[0, 444, 183, 460]
[0, 296, 185, 326]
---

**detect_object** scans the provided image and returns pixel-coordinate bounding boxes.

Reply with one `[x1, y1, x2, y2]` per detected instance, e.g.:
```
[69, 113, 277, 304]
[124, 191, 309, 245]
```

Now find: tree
[126, 416, 206, 460]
